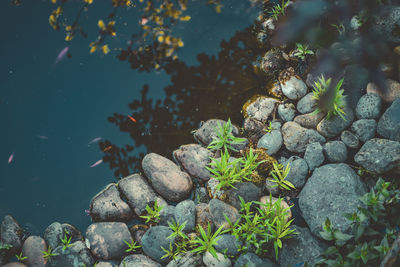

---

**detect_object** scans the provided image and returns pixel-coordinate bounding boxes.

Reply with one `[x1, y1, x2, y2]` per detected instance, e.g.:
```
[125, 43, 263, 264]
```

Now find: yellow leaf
[89, 45, 97, 54]
[51, 0, 57, 4]
[101, 45, 110, 54]
[165, 48, 174, 57]
[157, 36, 164, 43]
[65, 34, 73, 41]
[126, 0, 132, 6]
[178, 40, 184, 47]
[180, 15, 191, 21]
[55, 6, 62, 15]
[49, 14, 56, 23]
[84, 0, 93, 4]
[155, 63, 160, 69]
[108, 21, 115, 26]
[65, 25, 72, 31]
[97, 20, 105, 30]
[216, 4, 222, 13]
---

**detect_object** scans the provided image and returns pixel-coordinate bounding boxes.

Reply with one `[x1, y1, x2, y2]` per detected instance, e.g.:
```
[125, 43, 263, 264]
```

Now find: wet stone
[243, 117, 265, 139]
[43, 222, 63, 250]
[46, 241, 94, 267]
[244, 97, 279, 121]
[90, 183, 133, 222]
[86, 222, 133, 260]
[351, 119, 377, 143]
[214, 234, 242, 257]
[196, 203, 214, 232]
[142, 153, 193, 202]
[265, 179, 281, 197]
[226, 182, 262, 210]
[257, 122, 283, 155]
[341, 130, 360, 148]
[209, 199, 239, 230]
[323, 141, 348, 163]
[203, 251, 231, 267]
[158, 205, 176, 227]
[193, 119, 241, 147]
[193, 186, 209, 204]
[95, 261, 116, 267]
[21, 236, 47, 267]
[355, 93, 382, 119]
[293, 111, 326, 129]
[282, 156, 309, 188]
[280, 76, 308, 100]
[141, 226, 174, 264]
[3, 263, 28, 267]
[367, 79, 400, 103]
[61, 223, 82, 242]
[377, 98, 400, 141]
[278, 103, 295, 122]
[166, 252, 203, 267]
[120, 254, 161, 267]
[304, 142, 324, 171]
[173, 144, 213, 182]
[316, 107, 355, 138]
[118, 173, 166, 216]
[261, 49, 286, 74]
[234, 253, 277, 267]
[297, 92, 317, 114]
[282, 122, 326, 153]
[0, 215, 23, 255]
[175, 200, 196, 233]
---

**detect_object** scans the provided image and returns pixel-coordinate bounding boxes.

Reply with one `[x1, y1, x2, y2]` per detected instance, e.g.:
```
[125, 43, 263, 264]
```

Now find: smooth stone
[304, 142, 324, 171]
[118, 173, 166, 216]
[316, 107, 355, 138]
[257, 126, 283, 155]
[46, 241, 94, 267]
[265, 179, 281, 197]
[278, 103, 295, 121]
[355, 93, 382, 119]
[21, 236, 47, 267]
[214, 234, 242, 257]
[234, 253, 277, 267]
[86, 222, 132, 260]
[203, 251, 231, 267]
[245, 97, 279, 121]
[340, 130, 360, 148]
[141, 226, 174, 264]
[61, 224, 82, 242]
[92, 262, 116, 267]
[280, 76, 308, 100]
[297, 92, 317, 114]
[323, 141, 348, 163]
[293, 112, 326, 129]
[193, 119, 242, 147]
[282, 156, 309, 188]
[43, 222, 63, 250]
[243, 117, 265, 140]
[278, 226, 326, 267]
[90, 183, 133, 222]
[377, 98, 400, 141]
[142, 153, 193, 202]
[173, 144, 213, 182]
[3, 263, 28, 267]
[226, 182, 262, 210]
[174, 200, 196, 233]
[209, 199, 239, 230]
[158, 205, 176, 227]
[351, 119, 377, 143]
[282, 122, 326, 153]
[354, 138, 400, 174]
[196, 203, 214, 232]
[120, 254, 161, 267]
[371, 6, 400, 43]
[1, 215, 23, 255]
[299, 164, 367, 237]
[366, 79, 400, 103]
[166, 252, 203, 267]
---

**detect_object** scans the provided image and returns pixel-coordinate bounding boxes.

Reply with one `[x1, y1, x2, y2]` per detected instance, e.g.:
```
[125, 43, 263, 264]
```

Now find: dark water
[0, 0, 266, 234]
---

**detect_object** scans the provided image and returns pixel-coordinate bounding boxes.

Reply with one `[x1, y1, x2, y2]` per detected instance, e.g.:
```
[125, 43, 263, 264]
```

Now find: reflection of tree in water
[101, 24, 270, 178]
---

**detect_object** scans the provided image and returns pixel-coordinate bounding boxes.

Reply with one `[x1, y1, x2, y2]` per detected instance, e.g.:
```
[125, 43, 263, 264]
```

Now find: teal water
[0, 0, 262, 234]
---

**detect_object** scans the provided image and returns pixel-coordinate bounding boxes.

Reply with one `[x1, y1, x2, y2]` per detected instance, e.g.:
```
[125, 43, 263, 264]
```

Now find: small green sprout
[190, 222, 225, 259]
[41, 246, 59, 260]
[207, 118, 246, 152]
[124, 239, 141, 253]
[293, 43, 314, 60]
[270, 0, 290, 21]
[264, 121, 274, 133]
[15, 252, 28, 261]
[268, 162, 295, 191]
[0, 242, 12, 250]
[61, 232, 72, 251]
[139, 199, 164, 224]
[168, 219, 188, 240]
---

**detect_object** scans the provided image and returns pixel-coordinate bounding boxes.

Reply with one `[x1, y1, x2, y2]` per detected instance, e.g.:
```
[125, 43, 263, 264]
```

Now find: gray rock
[141, 226, 174, 264]
[120, 254, 161, 267]
[196, 203, 214, 232]
[142, 153, 193, 202]
[234, 253, 277, 267]
[354, 138, 400, 174]
[377, 98, 400, 141]
[3, 263, 28, 267]
[294, 112, 326, 129]
[175, 200, 196, 232]
[278, 103, 295, 121]
[261, 49, 285, 74]
[280, 76, 308, 100]
[367, 79, 400, 103]
[304, 143, 324, 171]
[342, 64, 369, 109]
[90, 183, 133, 222]
[61, 224, 82, 242]
[278, 226, 326, 267]
[226, 182, 262, 210]
[214, 234, 241, 257]
[193, 119, 243, 148]
[206, 178, 226, 200]
[351, 119, 377, 143]
[86, 222, 132, 260]
[166, 252, 203, 267]
[257, 124, 283, 155]
[43, 222, 63, 250]
[283, 156, 309, 188]
[118, 173, 166, 216]
[265, 179, 281, 197]
[209, 199, 239, 230]
[95, 262, 117, 267]
[46, 241, 95, 267]
[340, 130, 360, 148]
[173, 144, 213, 182]
[316, 107, 355, 138]
[194, 186, 209, 204]
[203, 251, 231, 267]
[244, 97, 279, 121]
[243, 117, 265, 139]
[159, 205, 176, 227]
[282, 122, 326, 153]
[323, 141, 348, 163]
[356, 93, 382, 119]
[1, 215, 23, 255]
[297, 92, 317, 114]
[299, 164, 367, 237]
[21, 236, 47, 267]
[371, 5, 400, 43]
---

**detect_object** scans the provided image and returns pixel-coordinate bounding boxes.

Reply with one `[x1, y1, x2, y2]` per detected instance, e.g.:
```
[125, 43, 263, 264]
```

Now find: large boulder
[354, 138, 400, 174]
[142, 153, 193, 202]
[299, 164, 367, 237]
[377, 98, 400, 141]
[282, 122, 326, 153]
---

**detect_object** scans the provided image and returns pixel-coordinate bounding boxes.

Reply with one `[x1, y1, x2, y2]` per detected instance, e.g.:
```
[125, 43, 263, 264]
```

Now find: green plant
[161, 220, 192, 261]
[317, 178, 400, 266]
[190, 222, 225, 259]
[207, 118, 246, 152]
[293, 43, 314, 60]
[270, 0, 290, 21]
[124, 239, 141, 253]
[15, 252, 28, 261]
[41, 246, 59, 261]
[311, 75, 346, 120]
[331, 22, 346, 35]
[168, 219, 188, 240]
[61, 232, 72, 251]
[268, 161, 295, 191]
[264, 121, 274, 133]
[0, 242, 12, 251]
[225, 196, 296, 259]
[139, 199, 164, 223]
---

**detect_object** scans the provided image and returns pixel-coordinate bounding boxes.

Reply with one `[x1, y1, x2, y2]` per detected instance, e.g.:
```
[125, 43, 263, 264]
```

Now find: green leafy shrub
[190, 222, 225, 259]
[312, 76, 346, 120]
[269, 0, 290, 21]
[225, 196, 296, 260]
[60, 232, 72, 251]
[207, 118, 246, 152]
[268, 161, 295, 191]
[0, 242, 12, 251]
[15, 252, 28, 261]
[317, 178, 400, 266]
[41, 246, 59, 261]
[293, 43, 314, 60]
[139, 199, 164, 224]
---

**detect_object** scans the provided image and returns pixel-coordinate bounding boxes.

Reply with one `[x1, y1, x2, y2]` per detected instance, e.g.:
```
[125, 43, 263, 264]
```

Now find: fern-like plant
[268, 162, 295, 191]
[207, 118, 246, 152]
